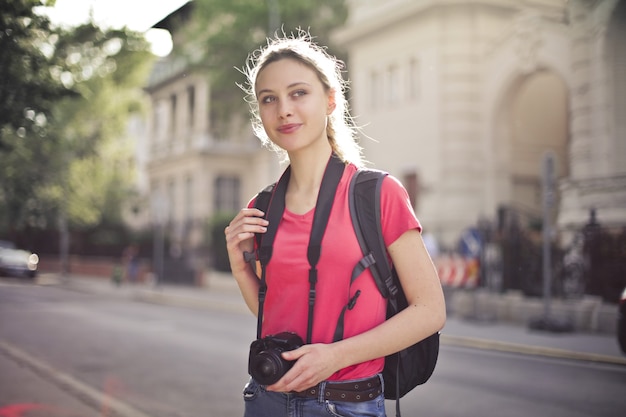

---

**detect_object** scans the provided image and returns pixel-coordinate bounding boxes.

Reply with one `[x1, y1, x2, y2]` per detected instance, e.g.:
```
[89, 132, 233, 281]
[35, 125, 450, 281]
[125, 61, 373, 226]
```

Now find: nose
[277, 98, 292, 119]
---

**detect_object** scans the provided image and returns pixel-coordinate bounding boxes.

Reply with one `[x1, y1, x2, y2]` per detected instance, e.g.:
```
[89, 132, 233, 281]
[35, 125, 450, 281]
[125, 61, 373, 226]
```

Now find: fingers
[224, 208, 269, 272]
[266, 345, 337, 393]
[281, 348, 304, 362]
[225, 208, 268, 245]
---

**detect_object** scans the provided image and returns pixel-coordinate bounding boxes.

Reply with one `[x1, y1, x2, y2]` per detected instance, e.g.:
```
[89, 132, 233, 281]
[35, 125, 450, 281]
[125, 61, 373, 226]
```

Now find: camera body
[248, 332, 303, 385]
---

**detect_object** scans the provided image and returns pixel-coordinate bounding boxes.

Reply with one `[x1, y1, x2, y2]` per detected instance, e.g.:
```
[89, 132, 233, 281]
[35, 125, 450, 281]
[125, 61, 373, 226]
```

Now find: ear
[327, 89, 337, 115]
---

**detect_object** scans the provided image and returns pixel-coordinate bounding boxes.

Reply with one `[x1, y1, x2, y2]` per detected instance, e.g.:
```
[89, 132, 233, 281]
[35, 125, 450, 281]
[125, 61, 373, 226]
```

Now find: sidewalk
[37, 272, 626, 366]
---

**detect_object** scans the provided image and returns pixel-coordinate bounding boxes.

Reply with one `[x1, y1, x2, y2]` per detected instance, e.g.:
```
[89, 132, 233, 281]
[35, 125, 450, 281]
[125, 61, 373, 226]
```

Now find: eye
[292, 89, 307, 98]
[260, 95, 276, 104]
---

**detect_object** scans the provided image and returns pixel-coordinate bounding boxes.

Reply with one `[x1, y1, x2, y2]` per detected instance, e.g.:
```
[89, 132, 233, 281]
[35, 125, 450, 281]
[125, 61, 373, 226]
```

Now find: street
[1, 279, 625, 417]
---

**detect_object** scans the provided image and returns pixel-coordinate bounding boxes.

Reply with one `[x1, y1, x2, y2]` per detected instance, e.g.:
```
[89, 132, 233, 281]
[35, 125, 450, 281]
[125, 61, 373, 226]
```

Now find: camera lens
[248, 332, 303, 385]
[250, 351, 290, 385]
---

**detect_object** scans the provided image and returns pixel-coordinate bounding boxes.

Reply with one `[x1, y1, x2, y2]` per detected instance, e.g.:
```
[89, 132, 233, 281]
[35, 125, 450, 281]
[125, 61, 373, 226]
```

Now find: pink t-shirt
[251, 163, 421, 381]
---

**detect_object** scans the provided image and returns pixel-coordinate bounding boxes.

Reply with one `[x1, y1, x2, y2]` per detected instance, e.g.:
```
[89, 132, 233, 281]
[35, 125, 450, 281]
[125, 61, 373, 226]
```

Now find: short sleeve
[379, 175, 422, 248]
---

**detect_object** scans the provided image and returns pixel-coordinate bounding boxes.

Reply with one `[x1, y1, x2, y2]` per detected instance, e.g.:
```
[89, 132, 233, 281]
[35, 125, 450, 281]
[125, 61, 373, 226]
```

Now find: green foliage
[183, 0, 348, 135]
[0, 0, 65, 232]
[206, 211, 237, 272]
[0, 0, 72, 149]
[45, 23, 155, 229]
[0, 124, 59, 231]
[0, 5, 155, 237]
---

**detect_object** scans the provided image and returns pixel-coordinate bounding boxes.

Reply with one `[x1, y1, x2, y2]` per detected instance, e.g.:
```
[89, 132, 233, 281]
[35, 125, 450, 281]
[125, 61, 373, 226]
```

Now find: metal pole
[156, 222, 164, 287]
[59, 210, 69, 280]
[152, 192, 167, 288]
[542, 151, 555, 320]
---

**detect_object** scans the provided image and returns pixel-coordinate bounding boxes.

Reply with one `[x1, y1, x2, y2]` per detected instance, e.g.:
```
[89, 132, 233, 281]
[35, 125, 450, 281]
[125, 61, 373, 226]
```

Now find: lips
[277, 123, 301, 134]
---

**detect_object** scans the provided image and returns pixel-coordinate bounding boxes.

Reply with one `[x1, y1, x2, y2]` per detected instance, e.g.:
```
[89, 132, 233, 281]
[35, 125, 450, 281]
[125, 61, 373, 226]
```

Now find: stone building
[139, 0, 625, 270]
[141, 2, 279, 275]
[333, 0, 625, 248]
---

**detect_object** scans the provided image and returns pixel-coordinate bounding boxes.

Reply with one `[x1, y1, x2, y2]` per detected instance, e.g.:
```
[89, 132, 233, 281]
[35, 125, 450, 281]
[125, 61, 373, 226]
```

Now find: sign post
[529, 151, 573, 332]
[542, 151, 555, 320]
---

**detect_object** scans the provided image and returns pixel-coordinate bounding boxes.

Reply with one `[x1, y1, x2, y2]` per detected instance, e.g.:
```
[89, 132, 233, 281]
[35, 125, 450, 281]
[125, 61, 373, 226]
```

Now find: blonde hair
[240, 31, 363, 166]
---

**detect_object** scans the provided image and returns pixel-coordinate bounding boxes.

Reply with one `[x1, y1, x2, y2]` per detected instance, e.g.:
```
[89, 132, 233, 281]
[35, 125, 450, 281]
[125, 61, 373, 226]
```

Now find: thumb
[282, 346, 305, 361]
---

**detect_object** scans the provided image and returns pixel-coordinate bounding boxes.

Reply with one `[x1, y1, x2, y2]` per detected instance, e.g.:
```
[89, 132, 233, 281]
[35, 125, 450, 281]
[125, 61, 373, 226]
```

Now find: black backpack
[347, 168, 440, 414]
[250, 158, 439, 416]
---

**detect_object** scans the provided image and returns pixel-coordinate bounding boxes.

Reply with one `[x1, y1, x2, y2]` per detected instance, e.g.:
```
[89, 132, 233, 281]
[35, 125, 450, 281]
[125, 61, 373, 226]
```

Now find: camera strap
[253, 153, 345, 344]
[254, 167, 289, 340]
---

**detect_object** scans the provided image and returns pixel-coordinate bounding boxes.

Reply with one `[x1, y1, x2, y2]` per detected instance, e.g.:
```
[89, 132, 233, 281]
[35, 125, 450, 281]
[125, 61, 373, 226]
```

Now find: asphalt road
[1, 280, 625, 417]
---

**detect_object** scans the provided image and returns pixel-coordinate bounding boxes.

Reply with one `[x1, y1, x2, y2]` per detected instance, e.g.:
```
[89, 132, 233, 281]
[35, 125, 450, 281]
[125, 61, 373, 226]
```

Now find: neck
[287, 144, 333, 194]
[284, 144, 334, 214]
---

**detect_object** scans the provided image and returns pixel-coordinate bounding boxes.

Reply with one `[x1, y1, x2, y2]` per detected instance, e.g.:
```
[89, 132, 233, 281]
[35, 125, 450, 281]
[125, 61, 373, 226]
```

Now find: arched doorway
[491, 69, 570, 295]
[505, 70, 569, 224]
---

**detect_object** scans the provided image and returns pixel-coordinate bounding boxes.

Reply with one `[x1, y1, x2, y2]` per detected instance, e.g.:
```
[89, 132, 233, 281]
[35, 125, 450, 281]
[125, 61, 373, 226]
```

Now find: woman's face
[255, 58, 334, 154]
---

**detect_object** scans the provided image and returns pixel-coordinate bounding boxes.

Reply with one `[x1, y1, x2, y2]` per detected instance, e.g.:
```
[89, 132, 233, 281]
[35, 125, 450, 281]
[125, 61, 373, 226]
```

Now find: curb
[441, 334, 626, 366]
[133, 290, 250, 314]
[0, 340, 155, 417]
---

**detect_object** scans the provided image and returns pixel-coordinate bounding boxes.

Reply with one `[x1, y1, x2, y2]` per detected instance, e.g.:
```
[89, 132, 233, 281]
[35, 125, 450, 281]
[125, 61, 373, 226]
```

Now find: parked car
[0, 240, 39, 278]
[619, 287, 626, 355]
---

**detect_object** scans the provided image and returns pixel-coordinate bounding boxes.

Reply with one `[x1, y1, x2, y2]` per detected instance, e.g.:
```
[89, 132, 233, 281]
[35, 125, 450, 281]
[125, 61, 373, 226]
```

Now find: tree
[0, 18, 154, 242]
[181, 0, 348, 136]
[0, 0, 70, 236]
[0, 0, 72, 150]
[45, 23, 155, 229]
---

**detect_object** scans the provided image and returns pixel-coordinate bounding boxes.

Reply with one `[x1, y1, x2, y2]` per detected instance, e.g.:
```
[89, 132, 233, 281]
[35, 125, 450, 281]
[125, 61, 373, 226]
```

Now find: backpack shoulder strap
[243, 182, 275, 268]
[349, 168, 399, 305]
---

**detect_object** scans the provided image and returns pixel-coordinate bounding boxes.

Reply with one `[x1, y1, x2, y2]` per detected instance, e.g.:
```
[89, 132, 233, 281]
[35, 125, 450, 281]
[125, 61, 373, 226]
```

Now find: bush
[206, 212, 236, 272]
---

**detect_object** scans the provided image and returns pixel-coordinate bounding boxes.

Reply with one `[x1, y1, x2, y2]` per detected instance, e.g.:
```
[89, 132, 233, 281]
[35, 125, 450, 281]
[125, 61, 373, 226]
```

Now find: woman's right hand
[224, 208, 268, 275]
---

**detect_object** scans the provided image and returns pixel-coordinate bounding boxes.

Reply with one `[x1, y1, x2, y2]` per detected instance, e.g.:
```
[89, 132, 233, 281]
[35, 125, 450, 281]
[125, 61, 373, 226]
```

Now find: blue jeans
[242, 375, 387, 417]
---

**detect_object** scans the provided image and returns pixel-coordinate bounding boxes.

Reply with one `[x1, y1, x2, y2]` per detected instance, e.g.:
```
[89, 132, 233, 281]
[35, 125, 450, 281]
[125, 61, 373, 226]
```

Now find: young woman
[225, 33, 446, 417]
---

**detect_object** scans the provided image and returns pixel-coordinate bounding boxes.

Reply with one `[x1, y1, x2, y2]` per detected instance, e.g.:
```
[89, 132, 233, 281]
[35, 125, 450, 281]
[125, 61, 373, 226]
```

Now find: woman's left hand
[266, 343, 341, 393]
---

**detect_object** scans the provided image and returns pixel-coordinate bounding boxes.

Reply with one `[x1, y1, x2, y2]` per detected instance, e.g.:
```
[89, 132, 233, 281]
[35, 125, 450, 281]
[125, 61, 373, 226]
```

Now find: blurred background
[1, 0, 625, 304]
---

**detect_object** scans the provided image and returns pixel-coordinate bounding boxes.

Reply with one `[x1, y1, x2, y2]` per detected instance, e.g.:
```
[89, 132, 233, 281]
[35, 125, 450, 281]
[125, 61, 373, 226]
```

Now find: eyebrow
[256, 82, 312, 97]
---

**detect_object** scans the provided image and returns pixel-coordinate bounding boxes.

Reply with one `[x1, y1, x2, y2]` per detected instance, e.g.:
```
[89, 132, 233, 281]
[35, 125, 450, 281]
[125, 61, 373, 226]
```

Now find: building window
[408, 58, 420, 100]
[169, 93, 177, 139]
[215, 175, 241, 212]
[187, 85, 195, 130]
[154, 99, 168, 143]
[386, 65, 400, 105]
[370, 70, 381, 109]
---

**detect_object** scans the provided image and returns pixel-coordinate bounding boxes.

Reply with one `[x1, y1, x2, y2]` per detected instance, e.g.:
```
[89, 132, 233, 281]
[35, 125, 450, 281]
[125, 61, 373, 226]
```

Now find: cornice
[332, 0, 566, 46]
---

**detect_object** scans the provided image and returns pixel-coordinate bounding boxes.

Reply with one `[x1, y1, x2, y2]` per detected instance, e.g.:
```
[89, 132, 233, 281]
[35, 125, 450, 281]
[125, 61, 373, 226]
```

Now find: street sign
[543, 151, 555, 209]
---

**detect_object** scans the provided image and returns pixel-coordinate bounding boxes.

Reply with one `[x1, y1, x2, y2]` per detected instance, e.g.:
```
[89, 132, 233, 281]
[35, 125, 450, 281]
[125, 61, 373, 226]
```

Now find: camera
[248, 332, 304, 385]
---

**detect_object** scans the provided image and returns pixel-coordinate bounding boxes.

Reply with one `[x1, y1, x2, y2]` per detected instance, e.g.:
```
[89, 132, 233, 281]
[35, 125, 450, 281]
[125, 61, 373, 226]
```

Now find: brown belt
[295, 375, 382, 402]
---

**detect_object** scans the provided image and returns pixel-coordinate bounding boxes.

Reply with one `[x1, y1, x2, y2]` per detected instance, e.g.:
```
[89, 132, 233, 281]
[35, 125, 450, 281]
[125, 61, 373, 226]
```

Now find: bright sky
[39, 0, 191, 56]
